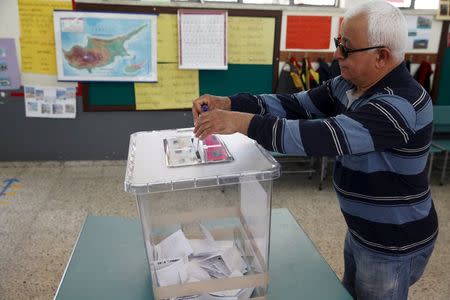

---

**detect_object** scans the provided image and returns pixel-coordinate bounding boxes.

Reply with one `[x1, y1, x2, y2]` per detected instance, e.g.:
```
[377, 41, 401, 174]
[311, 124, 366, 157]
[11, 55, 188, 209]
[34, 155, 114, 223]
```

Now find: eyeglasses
[334, 37, 385, 58]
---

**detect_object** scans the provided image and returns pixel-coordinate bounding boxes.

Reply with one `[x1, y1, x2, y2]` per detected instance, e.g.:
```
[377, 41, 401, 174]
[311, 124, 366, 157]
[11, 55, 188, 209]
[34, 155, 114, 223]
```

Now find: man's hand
[192, 94, 231, 125]
[193, 110, 254, 139]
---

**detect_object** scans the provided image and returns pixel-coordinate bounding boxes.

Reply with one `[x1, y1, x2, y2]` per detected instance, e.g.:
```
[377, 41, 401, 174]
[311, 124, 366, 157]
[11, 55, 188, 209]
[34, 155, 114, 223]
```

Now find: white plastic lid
[124, 128, 280, 194]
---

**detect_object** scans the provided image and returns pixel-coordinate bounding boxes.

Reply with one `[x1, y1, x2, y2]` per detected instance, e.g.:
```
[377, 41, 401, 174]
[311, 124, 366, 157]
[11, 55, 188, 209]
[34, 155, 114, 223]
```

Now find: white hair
[344, 0, 408, 63]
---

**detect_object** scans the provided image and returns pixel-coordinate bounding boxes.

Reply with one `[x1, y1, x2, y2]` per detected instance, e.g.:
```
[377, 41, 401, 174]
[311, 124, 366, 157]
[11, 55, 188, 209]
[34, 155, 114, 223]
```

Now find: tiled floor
[0, 161, 448, 299]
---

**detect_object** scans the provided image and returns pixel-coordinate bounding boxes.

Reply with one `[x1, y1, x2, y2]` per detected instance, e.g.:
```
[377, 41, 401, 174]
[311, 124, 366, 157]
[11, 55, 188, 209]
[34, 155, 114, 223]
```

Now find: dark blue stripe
[333, 161, 429, 205]
[277, 94, 311, 120]
[388, 123, 433, 156]
[412, 88, 430, 111]
[299, 119, 343, 156]
[307, 81, 343, 117]
[230, 93, 265, 114]
[342, 202, 438, 254]
[414, 94, 431, 111]
[328, 118, 350, 154]
[348, 101, 413, 151]
[247, 114, 278, 152]
[388, 147, 429, 157]
[371, 99, 413, 133]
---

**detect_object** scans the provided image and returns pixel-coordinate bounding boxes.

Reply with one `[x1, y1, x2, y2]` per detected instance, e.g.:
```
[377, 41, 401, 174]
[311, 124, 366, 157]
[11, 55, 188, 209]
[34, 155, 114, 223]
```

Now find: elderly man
[192, 1, 438, 299]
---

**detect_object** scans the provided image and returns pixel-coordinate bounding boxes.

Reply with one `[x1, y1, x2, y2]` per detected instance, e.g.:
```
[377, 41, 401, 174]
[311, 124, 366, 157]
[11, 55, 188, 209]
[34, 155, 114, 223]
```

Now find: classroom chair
[430, 105, 450, 185]
[269, 152, 329, 190]
[428, 143, 446, 184]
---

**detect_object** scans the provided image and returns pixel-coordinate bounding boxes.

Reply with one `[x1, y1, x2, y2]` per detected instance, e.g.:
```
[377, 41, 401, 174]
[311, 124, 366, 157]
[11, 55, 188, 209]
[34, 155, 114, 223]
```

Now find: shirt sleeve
[231, 78, 349, 119]
[247, 95, 416, 156]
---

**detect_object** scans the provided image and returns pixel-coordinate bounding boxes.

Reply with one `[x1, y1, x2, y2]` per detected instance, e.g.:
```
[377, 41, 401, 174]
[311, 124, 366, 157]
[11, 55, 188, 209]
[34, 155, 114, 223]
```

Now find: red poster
[286, 16, 332, 49]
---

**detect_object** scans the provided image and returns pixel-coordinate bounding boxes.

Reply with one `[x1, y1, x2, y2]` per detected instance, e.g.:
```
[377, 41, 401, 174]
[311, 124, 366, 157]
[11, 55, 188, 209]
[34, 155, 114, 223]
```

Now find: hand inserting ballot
[192, 94, 254, 139]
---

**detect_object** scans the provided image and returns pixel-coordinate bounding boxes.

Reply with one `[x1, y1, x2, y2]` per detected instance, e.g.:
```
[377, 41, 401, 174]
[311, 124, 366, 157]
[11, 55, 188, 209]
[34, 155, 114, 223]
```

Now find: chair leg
[319, 157, 327, 190]
[440, 151, 448, 185]
[428, 153, 434, 183]
[308, 157, 314, 179]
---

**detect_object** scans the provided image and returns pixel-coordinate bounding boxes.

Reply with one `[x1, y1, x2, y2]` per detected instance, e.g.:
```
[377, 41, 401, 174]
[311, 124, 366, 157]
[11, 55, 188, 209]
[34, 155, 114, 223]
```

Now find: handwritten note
[228, 17, 275, 65]
[157, 14, 178, 63]
[134, 63, 199, 110]
[18, 0, 72, 74]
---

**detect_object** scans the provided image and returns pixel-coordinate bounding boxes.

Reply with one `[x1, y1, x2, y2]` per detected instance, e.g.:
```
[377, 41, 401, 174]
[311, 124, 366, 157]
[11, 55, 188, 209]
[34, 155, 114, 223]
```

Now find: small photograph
[25, 86, 35, 98]
[413, 39, 429, 49]
[0, 61, 7, 72]
[440, 3, 448, 16]
[0, 77, 11, 87]
[35, 89, 44, 101]
[26, 101, 39, 112]
[66, 87, 76, 98]
[408, 30, 417, 36]
[41, 103, 52, 114]
[56, 89, 66, 100]
[53, 104, 64, 114]
[417, 16, 432, 29]
[65, 104, 75, 113]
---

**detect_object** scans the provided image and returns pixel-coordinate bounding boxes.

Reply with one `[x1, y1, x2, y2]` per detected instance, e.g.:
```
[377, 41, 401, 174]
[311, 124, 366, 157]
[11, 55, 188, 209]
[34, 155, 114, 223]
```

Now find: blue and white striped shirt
[230, 62, 438, 254]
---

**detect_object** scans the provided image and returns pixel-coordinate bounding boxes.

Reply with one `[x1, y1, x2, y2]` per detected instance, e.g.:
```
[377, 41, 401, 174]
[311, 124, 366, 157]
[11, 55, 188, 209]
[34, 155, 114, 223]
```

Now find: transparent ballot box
[124, 129, 280, 300]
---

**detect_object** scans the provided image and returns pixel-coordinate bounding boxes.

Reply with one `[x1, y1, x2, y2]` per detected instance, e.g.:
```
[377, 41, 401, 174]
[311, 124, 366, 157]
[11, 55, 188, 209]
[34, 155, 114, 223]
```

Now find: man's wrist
[236, 112, 254, 135]
[221, 97, 231, 110]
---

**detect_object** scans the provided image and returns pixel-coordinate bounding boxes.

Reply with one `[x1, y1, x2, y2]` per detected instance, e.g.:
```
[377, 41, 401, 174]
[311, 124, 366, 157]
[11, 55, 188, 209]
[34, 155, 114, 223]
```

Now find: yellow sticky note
[135, 63, 199, 110]
[18, 0, 72, 74]
[228, 17, 275, 65]
[157, 14, 178, 63]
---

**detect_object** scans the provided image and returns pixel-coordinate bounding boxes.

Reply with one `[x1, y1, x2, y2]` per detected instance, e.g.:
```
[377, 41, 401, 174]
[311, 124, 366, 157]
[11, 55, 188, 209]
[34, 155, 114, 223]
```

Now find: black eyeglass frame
[334, 37, 386, 58]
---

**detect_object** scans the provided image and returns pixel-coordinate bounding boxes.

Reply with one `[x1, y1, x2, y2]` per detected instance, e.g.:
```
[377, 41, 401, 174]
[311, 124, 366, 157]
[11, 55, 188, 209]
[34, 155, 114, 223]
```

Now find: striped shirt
[230, 62, 438, 254]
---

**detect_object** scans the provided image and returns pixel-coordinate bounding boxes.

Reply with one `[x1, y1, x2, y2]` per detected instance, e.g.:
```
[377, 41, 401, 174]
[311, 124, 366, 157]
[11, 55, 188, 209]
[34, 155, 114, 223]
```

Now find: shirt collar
[362, 61, 410, 97]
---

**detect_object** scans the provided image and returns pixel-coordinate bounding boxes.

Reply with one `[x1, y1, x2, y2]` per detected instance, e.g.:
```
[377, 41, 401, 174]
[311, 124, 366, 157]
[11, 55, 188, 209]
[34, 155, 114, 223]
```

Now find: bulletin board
[74, 3, 282, 111]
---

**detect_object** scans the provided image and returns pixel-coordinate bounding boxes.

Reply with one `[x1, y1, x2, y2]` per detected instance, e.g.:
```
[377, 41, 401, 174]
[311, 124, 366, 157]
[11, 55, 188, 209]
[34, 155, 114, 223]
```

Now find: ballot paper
[154, 229, 194, 260]
[154, 257, 188, 287]
[155, 225, 253, 299]
[197, 246, 247, 279]
[189, 239, 218, 257]
[174, 286, 254, 300]
[186, 261, 211, 282]
[209, 271, 243, 297]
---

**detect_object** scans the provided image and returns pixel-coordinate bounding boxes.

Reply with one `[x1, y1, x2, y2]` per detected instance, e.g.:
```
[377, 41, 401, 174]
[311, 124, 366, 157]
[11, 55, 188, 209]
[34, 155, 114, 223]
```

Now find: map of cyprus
[63, 24, 147, 73]
[54, 12, 157, 82]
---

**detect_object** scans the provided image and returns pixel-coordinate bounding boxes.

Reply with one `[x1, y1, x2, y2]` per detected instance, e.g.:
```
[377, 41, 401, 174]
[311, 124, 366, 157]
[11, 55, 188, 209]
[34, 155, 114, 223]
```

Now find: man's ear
[376, 48, 390, 68]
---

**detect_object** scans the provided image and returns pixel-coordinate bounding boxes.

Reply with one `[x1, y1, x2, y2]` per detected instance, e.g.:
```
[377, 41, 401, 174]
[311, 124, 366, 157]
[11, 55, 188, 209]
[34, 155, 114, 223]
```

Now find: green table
[54, 208, 352, 300]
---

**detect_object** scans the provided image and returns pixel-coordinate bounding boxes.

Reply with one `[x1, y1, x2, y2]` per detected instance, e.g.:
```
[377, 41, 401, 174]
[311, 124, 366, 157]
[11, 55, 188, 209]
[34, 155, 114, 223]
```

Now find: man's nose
[333, 47, 343, 60]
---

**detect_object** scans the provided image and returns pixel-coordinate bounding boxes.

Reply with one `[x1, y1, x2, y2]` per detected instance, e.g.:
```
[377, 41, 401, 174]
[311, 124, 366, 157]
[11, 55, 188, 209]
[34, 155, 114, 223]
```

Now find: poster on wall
[406, 16, 432, 50]
[0, 38, 21, 90]
[24, 85, 76, 119]
[286, 16, 332, 49]
[437, 0, 450, 20]
[178, 9, 227, 70]
[53, 11, 157, 82]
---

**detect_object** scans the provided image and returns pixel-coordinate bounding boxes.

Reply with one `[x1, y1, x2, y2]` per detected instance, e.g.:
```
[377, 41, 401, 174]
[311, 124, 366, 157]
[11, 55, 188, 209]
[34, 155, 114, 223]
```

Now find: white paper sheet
[154, 257, 188, 287]
[178, 10, 227, 70]
[24, 85, 76, 119]
[154, 229, 194, 260]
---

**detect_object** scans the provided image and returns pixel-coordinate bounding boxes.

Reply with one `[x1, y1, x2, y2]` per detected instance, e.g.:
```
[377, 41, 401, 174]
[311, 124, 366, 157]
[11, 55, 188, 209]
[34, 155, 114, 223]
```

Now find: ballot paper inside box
[124, 129, 280, 300]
